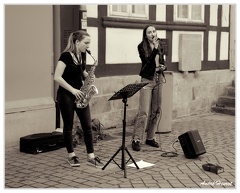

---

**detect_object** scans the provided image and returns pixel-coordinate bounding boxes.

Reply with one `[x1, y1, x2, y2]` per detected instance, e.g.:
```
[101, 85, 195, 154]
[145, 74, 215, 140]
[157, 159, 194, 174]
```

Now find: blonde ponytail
[63, 30, 90, 53]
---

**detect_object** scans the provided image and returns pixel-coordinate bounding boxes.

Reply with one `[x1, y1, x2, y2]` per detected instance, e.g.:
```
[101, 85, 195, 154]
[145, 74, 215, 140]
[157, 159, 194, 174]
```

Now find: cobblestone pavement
[4, 113, 236, 189]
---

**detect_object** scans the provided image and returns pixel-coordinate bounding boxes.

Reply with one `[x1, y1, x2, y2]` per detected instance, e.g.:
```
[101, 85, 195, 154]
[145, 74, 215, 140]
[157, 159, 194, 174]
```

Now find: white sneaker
[68, 156, 80, 167]
[87, 157, 104, 168]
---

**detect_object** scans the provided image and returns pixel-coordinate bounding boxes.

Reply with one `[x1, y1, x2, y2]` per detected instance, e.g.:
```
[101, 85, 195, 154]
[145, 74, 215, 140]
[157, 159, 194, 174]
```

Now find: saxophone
[75, 50, 98, 108]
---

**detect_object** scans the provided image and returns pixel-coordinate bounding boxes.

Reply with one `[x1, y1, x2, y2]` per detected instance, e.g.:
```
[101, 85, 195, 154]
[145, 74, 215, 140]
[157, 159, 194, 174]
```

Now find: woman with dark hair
[54, 30, 103, 167]
[132, 25, 166, 151]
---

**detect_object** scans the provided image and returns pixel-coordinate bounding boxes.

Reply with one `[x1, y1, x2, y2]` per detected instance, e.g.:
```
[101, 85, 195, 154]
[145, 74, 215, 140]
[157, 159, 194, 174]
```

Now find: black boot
[146, 139, 159, 148]
[132, 140, 141, 151]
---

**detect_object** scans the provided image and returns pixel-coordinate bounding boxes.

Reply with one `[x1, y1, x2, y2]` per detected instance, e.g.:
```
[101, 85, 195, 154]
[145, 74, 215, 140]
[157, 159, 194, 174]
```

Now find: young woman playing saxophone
[54, 30, 103, 167]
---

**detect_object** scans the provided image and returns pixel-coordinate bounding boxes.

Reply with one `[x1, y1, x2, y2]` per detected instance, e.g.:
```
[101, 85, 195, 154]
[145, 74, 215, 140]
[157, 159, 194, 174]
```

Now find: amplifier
[178, 130, 206, 159]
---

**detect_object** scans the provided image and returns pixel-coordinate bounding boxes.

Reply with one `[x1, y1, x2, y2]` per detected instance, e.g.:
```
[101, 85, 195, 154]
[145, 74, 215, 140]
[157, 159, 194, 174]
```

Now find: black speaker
[178, 130, 206, 159]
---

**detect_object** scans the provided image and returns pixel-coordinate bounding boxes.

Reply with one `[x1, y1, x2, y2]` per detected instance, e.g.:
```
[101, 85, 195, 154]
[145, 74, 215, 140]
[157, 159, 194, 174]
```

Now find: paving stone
[4, 113, 235, 189]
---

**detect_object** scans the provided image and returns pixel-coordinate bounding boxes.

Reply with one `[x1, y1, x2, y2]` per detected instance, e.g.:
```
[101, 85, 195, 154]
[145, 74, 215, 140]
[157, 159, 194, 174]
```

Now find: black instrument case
[20, 132, 65, 154]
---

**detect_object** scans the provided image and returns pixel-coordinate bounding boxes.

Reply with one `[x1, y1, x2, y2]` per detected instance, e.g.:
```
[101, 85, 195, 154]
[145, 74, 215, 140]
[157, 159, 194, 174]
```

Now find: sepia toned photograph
[4, 2, 236, 190]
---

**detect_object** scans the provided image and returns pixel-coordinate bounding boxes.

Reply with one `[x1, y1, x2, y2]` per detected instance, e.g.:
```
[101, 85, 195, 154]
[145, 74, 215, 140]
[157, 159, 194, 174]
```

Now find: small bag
[20, 132, 65, 154]
[72, 118, 107, 146]
[202, 163, 224, 174]
[91, 118, 106, 143]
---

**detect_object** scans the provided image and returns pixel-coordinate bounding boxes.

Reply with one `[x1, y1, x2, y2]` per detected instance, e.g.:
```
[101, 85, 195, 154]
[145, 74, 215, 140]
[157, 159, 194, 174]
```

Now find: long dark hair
[141, 25, 160, 58]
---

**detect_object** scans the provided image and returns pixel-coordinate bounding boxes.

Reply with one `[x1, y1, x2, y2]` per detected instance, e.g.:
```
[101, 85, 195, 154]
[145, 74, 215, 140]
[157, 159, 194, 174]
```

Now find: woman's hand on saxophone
[71, 88, 84, 100]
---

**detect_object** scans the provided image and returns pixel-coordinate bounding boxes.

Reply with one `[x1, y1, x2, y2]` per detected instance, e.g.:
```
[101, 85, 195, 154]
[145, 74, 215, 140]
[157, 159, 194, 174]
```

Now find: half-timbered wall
[84, 4, 234, 127]
[4, 4, 235, 147]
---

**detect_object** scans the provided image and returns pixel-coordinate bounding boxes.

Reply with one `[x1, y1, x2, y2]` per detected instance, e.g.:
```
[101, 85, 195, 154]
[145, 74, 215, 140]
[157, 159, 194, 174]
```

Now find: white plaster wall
[86, 4, 98, 18]
[5, 97, 55, 147]
[156, 4, 166, 22]
[5, 5, 55, 148]
[106, 28, 166, 64]
[208, 31, 217, 61]
[220, 32, 229, 60]
[210, 5, 218, 26]
[172, 31, 204, 63]
[222, 5, 230, 27]
[106, 28, 142, 64]
[5, 5, 53, 101]
[86, 27, 98, 64]
[157, 30, 166, 39]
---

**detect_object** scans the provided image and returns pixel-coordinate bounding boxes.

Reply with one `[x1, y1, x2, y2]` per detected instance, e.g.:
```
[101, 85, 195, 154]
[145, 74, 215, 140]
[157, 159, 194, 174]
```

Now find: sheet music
[109, 82, 148, 101]
[127, 160, 155, 169]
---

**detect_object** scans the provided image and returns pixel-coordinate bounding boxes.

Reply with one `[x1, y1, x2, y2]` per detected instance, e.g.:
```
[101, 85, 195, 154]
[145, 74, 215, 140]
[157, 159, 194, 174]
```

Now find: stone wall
[172, 70, 235, 118]
[86, 75, 141, 129]
[74, 69, 235, 129]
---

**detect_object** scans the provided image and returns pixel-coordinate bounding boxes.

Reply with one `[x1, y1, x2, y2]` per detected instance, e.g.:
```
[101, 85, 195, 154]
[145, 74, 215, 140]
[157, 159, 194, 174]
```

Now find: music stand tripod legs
[102, 96, 139, 178]
[102, 83, 148, 178]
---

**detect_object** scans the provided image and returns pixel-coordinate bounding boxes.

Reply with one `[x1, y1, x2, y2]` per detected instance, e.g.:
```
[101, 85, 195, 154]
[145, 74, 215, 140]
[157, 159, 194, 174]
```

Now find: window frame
[174, 5, 204, 23]
[108, 5, 149, 19]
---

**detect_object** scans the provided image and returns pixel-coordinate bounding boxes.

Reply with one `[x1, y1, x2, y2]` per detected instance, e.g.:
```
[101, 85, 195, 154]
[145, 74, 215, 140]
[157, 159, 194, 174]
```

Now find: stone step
[226, 86, 235, 97]
[217, 96, 235, 107]
[211, 79, 235, 116]
[211, 106, 235, 116]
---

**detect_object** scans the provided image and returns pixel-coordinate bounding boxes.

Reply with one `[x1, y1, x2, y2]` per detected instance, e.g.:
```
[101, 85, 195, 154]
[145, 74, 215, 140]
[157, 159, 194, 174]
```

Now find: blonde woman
[54, 30, 103, 167]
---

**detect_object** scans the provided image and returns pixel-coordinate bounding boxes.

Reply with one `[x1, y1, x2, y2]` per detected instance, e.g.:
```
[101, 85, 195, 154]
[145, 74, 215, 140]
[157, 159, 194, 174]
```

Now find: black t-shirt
[58, 52, 86, 93]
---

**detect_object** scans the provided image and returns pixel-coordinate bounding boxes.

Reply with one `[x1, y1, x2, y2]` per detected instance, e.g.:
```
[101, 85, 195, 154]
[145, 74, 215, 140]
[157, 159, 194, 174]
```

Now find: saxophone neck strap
[72, 52, 81, 65]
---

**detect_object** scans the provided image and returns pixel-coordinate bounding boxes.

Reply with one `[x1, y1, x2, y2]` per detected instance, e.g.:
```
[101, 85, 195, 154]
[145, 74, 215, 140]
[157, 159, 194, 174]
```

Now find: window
[174, 5, 204, 23]
[108, 5, 149, 19]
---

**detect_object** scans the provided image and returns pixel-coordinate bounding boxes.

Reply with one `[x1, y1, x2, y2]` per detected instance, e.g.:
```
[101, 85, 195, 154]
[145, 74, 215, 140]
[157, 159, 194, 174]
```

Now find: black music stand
[102, 82, 148, 178]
